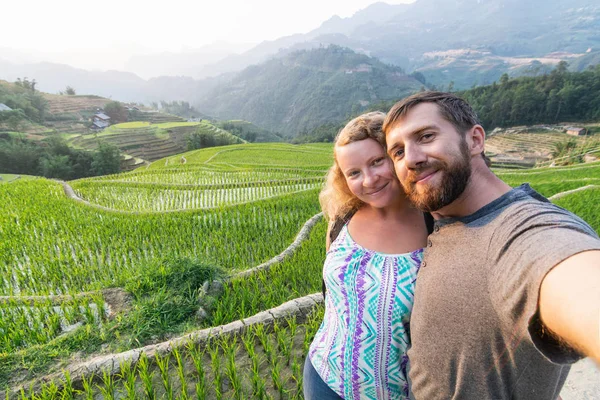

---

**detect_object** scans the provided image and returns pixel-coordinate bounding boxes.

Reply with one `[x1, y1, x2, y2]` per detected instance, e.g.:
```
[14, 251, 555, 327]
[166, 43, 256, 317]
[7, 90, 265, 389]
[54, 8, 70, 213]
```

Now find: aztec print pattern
[309, 224, 422, 400]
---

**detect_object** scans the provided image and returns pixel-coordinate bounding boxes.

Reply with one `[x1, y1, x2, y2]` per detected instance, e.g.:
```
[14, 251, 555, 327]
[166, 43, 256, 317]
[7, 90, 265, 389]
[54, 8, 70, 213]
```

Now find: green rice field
[1, 143, 598, 399]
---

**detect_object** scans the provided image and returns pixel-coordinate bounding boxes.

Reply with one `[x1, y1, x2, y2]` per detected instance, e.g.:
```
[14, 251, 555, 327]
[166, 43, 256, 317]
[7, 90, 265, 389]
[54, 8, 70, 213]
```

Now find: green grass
[108, 122, 200, 130]
[154, 122, 201, 129]
[1, 142, 599, 395]
[111, 121, 151, 129]
[553, 187, 600, 231]
[0, 174, 36, 183]
[57, 133, 81, 140]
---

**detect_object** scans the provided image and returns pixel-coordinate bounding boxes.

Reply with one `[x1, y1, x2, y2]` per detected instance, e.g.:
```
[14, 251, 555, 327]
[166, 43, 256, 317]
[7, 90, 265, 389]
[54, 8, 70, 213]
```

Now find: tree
[6, 115, 22, 131]
[15, 77, 35, 91]
[104, 101, 128, 123]
[65, 86, 76, 95]
[91, 141, 121, 175]
[410, 71, 427, 85]
[39, 155, 73, 179]
[556, 60, 569, 75]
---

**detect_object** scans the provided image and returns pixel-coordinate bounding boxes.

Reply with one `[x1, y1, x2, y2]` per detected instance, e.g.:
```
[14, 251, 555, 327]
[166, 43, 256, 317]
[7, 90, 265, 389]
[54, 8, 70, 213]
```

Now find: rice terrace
[1, 141, 599, 399]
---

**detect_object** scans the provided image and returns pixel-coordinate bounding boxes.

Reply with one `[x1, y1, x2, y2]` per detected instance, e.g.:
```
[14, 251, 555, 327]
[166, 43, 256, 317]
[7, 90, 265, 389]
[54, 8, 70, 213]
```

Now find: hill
[459, 63, 600, 129]
[68, 121, 245, 165]
[216, 120, 284, 142]
[196, 46, 422, 137]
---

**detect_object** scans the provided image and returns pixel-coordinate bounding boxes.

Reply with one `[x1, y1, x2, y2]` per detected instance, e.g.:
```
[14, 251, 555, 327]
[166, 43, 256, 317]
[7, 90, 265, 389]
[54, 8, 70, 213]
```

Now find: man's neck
[432, 164, 512, 220]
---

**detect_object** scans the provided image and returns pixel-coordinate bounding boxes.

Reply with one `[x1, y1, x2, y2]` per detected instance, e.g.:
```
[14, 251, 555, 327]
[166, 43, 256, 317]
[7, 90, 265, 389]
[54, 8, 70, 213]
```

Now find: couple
[304, 92, 600, 399]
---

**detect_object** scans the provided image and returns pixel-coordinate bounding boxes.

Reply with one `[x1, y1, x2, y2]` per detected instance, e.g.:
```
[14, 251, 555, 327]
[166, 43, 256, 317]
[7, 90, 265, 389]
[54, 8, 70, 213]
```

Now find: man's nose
[404, 143, 427, 169]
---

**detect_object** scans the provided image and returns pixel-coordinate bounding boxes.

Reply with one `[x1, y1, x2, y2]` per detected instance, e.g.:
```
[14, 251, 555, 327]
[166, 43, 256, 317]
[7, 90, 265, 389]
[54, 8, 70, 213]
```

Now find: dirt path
[548, 185, 600, 201]
[561, 358, 600, 399]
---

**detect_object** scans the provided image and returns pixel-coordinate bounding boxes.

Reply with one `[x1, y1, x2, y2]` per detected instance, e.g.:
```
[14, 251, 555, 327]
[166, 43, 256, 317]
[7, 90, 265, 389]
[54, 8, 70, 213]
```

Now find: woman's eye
[421, 133, 434, 141]
[373, 158, 384, 165]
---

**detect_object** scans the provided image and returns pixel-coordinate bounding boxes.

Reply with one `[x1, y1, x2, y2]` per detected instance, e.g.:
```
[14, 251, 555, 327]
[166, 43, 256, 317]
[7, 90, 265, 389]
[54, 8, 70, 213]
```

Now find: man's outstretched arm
[539, 250, 600, 364]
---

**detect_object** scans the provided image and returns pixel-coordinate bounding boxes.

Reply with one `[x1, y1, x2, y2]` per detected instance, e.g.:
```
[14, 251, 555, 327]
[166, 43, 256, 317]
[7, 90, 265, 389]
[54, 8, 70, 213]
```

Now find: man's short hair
[383, 91, 491, 167]
[383, 91, 480, 135]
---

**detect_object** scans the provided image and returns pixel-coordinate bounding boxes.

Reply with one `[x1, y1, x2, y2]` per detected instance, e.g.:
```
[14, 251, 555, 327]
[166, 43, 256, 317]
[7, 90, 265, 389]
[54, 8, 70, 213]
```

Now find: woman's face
[336, 138, 402, 209]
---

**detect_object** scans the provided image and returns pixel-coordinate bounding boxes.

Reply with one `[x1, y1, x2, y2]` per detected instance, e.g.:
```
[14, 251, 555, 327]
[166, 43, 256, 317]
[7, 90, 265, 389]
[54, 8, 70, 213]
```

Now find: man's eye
[421, 133, 434, 141]
[394, 149, 405, 159]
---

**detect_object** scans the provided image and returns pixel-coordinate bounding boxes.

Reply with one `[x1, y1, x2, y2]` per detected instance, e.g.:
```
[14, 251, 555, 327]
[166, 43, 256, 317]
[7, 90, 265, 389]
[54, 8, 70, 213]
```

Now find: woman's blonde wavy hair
[319, 111, 387, 221]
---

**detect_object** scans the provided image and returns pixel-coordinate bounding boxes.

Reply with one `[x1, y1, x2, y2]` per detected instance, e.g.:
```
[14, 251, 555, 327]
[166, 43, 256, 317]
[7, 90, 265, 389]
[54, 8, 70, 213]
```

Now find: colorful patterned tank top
[309, 223, 423, 400]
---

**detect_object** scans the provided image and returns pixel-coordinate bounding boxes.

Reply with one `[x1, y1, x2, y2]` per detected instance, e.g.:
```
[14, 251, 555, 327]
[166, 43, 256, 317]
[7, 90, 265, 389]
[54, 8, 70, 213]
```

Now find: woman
[304, 112, 431, 399]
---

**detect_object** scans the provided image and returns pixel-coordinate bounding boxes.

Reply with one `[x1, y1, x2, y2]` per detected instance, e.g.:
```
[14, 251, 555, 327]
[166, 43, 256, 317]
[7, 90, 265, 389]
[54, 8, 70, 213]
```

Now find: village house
[0, 103, 13, 112]
[91, 112, 110, 130]
[566, 126, 587, 136]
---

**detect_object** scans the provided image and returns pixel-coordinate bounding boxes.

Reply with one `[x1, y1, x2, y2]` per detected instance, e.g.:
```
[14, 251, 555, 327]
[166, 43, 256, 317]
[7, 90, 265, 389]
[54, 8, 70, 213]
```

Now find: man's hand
[539, 250, 600, 364]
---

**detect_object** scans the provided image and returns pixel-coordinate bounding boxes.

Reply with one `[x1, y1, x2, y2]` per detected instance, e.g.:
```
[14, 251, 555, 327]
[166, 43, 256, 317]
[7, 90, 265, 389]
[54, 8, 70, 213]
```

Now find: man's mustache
[404, 160, 446, 186]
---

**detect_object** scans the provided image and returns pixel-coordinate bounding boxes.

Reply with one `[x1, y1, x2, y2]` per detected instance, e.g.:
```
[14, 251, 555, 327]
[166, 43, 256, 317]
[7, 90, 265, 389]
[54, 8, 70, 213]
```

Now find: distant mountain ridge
[196, 0, 600, 88]
[2, 0, 600, 138]
[195, 46, 422, 136]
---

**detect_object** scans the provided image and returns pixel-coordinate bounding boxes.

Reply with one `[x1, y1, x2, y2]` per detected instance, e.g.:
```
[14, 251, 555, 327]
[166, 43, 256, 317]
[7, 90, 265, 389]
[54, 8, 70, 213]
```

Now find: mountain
[195, 46, 422, 136]
[192, 0, 600, 89]
[310, 2, 407, 37]
[0, 59, 146, 102]
[0, 59, 227, 105]
[124, 41, 255, 79]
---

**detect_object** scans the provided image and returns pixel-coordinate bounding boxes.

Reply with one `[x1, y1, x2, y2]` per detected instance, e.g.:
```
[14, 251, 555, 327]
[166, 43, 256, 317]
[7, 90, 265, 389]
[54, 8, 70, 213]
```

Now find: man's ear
[467, 125, 486, 156]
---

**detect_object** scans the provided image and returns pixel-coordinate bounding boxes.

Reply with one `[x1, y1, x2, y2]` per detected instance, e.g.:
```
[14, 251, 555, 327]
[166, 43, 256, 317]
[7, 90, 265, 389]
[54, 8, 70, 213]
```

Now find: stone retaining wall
[2, 293, 324, 398]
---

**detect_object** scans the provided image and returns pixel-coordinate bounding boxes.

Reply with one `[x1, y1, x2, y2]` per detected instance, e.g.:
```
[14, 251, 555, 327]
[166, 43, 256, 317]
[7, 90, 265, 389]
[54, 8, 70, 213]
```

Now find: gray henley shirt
[409, 184, 600, 399]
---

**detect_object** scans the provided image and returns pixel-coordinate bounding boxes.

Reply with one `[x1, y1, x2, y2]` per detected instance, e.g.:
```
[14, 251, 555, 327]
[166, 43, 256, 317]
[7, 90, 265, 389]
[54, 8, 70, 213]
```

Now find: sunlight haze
[0, 0, 413, 72]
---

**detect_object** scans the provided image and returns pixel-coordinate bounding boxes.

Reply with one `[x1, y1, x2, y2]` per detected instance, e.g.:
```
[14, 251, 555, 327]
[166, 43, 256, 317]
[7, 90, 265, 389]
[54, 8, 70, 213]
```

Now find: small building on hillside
[566, 127, 587, 136]
[91, 112, 110, 130]
[0, 103, 12, 112]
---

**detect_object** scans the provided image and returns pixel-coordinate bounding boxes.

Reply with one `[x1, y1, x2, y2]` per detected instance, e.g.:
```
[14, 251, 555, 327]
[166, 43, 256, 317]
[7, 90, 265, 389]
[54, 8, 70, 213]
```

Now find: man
[383, 91, 600, 399]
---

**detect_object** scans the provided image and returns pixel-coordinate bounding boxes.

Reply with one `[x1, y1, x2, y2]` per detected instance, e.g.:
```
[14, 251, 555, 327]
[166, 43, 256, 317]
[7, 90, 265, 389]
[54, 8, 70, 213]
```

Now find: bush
[123, 257, 226, 342]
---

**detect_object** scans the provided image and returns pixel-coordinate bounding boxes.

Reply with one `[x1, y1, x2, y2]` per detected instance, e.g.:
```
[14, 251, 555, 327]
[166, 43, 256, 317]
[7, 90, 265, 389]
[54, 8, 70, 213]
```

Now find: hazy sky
[2, 0, 412, 54]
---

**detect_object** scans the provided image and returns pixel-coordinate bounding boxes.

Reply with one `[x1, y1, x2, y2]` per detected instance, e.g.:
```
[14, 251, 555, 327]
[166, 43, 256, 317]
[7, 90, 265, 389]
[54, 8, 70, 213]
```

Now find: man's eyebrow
[387, 124, 437, 155]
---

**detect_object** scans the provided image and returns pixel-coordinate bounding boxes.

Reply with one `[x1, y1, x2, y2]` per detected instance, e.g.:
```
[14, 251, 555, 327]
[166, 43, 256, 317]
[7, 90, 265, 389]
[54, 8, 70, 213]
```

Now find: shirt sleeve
[488, 201, 600, 364]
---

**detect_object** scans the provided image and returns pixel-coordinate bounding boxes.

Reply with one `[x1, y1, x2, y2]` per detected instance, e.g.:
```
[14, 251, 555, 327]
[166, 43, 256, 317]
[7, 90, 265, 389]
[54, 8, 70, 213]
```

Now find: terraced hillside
[127, 109, 187, 124]
[43, 94, 110, 115]
[68, 121, 244, 166]
[486, 127, 595, 168]
[39, 94, 185, 134]
[41, 94, 112, 134]
[1, 143, 598, 399]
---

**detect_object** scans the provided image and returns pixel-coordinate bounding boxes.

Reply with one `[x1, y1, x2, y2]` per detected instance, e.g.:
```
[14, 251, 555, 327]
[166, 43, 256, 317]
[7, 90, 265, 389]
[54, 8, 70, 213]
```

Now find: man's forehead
[386, 104, 446, 144]
[390, 103, 443, 131]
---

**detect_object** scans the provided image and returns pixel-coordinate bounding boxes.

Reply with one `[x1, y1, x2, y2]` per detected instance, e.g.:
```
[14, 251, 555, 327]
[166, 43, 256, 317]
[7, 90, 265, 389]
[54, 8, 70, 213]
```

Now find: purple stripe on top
[374, 256, 389, 398]
[337, 247, 356, 396]
[410, 249, 423, 283]
[383, 257, 399, 396]
[401, 354, 410, 396]
[350, 250, 373, 399]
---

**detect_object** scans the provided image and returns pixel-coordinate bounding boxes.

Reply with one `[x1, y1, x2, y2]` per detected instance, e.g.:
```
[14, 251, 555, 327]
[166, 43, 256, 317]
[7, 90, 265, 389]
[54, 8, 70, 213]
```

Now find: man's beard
[401, 140, 472, 212]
